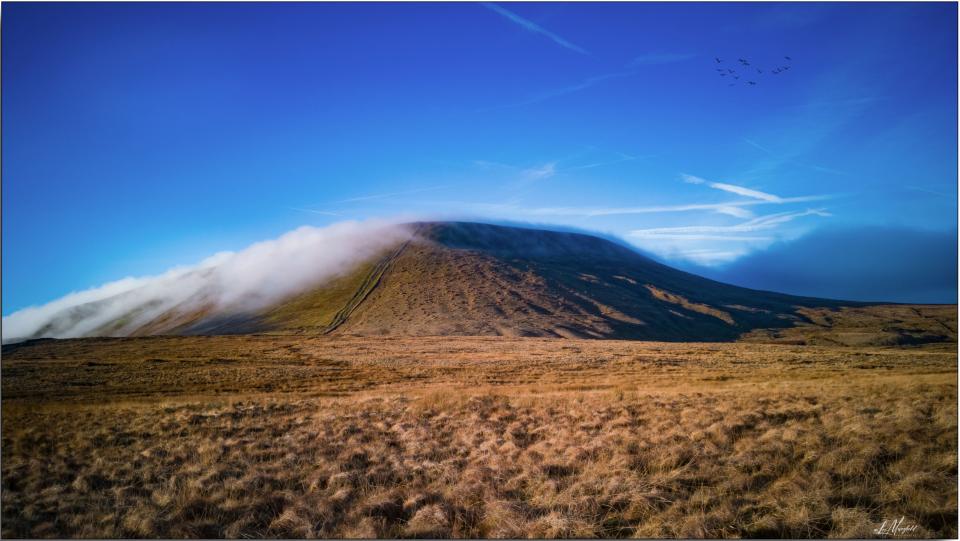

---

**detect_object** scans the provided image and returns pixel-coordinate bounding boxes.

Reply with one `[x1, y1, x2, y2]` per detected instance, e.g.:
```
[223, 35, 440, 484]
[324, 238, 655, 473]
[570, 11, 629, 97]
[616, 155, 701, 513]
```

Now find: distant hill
[6, 222, 957, 343]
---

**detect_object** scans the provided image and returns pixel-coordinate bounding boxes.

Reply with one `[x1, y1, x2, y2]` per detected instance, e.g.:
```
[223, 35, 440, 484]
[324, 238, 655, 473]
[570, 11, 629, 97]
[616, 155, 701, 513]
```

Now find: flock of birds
[713, 56, 793, 87]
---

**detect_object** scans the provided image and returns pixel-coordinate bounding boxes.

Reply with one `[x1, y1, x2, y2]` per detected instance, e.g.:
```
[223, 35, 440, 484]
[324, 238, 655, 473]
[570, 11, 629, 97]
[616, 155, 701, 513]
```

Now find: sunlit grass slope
[1, 336, 956, 538]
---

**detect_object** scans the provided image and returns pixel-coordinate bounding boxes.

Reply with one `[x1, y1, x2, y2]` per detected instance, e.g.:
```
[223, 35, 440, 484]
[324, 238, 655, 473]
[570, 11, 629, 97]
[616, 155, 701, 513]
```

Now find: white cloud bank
[2, 220, 413, 343]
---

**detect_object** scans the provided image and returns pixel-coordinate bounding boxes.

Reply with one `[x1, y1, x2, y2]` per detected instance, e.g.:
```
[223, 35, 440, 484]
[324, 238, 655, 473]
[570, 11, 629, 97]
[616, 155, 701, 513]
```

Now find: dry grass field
[2, 335, 957, 538]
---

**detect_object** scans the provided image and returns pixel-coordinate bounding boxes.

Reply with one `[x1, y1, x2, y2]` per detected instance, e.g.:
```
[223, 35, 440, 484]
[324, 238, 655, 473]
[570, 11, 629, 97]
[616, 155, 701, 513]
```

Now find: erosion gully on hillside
[2, 335, 956, 538]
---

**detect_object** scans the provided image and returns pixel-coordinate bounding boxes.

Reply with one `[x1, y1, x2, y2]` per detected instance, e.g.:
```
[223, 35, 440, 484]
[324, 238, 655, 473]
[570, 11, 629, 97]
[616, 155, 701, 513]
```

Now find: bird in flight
[713, 54, 793, 87]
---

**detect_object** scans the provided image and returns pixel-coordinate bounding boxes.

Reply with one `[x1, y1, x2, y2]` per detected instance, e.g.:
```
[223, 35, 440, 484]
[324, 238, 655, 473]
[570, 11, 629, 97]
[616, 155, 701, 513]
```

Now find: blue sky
[3, 2, 957, 313]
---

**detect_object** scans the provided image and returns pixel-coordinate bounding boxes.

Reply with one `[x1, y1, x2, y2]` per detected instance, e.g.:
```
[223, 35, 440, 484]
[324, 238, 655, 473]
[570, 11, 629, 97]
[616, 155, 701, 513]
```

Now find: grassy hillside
[741, 305, 958, 346]
[14, 221, 957, 343]
[2, 336, 955, 537]
[262, 258, 382, 333]
[200, 221, 954, 344]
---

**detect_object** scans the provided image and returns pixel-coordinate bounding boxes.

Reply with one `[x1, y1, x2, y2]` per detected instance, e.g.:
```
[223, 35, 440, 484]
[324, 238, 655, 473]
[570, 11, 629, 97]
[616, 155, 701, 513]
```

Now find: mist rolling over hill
[4, 221, 955, 345]
[1, 221, 412, 342]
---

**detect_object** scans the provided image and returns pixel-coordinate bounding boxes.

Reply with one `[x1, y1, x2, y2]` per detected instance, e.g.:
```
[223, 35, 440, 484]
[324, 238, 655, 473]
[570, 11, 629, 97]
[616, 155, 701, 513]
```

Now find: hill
[261, 222, 821, 340]
[7, 222, 958, 343]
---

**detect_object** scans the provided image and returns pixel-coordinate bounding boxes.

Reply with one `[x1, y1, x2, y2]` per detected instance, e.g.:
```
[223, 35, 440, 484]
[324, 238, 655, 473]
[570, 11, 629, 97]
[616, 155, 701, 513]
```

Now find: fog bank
[2, 220, 412, 342]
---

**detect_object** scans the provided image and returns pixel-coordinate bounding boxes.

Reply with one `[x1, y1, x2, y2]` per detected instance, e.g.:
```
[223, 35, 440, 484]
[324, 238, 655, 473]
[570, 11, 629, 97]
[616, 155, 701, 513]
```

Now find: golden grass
[1, 336, 956, 538]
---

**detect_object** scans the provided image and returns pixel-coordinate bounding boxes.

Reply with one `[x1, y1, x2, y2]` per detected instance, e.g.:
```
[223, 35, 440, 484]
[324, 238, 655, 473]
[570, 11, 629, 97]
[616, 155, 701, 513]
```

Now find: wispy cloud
[741, 138, 775, 155]
[440, 195, 831, 219]
[289, 207, 343, 217]
[709, 182, 782, 202]
[474, 149, 641, 182]
[742, 137, 847, 176]
[481, 3, 588, 55]
[482, 71, 634, 111]
[624, 207, 828, 265]
[629, 52, 697, 66]
[564, 152, 641, 172]
[338, 184, 452, 204]
[628, 234, 774, 241]
[905, 185, 955, 198]
[623, 175, 834, 265]
[628, 208, 831, 237]
[473, 159, 558, 181]
[672, 248, 753, 264]
[524, 162, 557, 180]
[472, 159, 514, 170]
[681, 174, 707, 185]
[577, 196, 830, 217]
[715, 206, 755, 219]
[681, 173, 783, 202]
